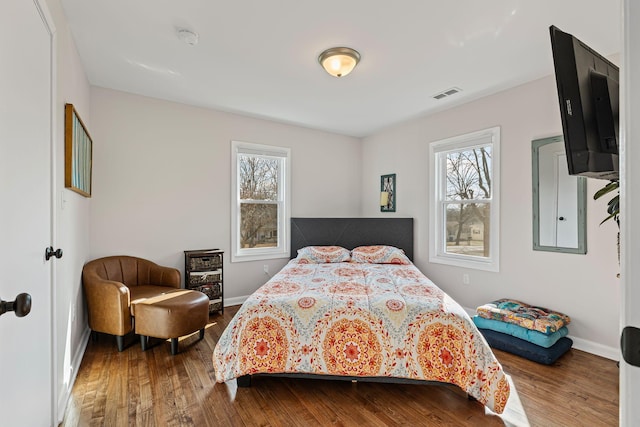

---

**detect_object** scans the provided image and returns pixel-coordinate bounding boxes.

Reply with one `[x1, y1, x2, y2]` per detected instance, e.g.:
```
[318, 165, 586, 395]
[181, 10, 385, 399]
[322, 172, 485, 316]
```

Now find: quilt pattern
[476, 298, 571, 335]
[213, 260, 510, 414]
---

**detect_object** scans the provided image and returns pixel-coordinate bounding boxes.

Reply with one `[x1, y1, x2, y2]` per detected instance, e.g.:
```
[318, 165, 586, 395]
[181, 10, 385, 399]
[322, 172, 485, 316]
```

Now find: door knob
[45, 246, 63, 261]
[0, 293, 32, 317]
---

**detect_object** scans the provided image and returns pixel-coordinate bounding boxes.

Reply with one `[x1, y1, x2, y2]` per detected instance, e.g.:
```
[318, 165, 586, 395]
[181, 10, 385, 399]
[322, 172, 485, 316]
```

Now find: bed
[213, 218, 510, 414]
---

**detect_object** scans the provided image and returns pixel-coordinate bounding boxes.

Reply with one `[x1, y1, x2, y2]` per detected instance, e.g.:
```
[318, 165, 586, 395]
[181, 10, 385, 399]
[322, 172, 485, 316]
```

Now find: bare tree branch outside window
[239, 154, 280, 249]
[444, 146, 492, 257]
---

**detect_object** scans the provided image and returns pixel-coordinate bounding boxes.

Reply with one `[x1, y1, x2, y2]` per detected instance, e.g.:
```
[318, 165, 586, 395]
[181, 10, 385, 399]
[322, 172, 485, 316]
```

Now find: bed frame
[238, 217, 426, 388]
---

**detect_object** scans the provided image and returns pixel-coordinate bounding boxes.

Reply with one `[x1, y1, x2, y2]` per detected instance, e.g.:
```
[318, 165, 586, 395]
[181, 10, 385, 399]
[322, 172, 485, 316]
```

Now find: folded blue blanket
[478, 328, 573, 365]
[473, 315, 568, 348]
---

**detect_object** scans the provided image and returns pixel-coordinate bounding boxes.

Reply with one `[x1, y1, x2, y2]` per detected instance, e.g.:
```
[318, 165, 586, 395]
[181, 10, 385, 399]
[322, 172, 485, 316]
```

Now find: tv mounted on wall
[549, 25, 619, 180]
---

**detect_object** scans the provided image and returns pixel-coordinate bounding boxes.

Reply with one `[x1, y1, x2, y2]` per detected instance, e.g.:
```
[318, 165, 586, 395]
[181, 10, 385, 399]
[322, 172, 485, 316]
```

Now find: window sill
[429, 254, 499, 272]
[231, 251, 290, 263]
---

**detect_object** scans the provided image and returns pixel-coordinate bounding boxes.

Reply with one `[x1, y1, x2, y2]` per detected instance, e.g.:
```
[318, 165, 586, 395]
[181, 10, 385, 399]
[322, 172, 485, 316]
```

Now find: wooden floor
[62, 305, 618, 427]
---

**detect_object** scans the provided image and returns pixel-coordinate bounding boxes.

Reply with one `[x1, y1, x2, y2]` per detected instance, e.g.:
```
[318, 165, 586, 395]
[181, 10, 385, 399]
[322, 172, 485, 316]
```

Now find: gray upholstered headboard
[290, 217, 414, 261]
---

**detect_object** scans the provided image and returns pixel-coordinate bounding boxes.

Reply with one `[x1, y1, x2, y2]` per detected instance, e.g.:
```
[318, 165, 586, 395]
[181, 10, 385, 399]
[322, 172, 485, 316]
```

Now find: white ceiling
[59, 0, 621, 138]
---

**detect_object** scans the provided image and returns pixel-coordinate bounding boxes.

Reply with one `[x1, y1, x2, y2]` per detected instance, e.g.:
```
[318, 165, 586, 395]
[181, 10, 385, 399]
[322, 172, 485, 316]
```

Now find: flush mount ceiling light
[176, 28, 199, 46]
[318, 47, 361, 77]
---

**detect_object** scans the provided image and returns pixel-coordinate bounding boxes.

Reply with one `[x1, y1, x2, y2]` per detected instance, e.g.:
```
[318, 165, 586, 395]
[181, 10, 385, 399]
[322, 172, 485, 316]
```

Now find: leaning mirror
[532, 135, 587, 254]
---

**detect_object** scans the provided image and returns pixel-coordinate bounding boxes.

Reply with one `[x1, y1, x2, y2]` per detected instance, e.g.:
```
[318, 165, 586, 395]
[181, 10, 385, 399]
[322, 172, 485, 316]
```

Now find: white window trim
[428, 127, 500, 272]
[231, 140, 291, 262]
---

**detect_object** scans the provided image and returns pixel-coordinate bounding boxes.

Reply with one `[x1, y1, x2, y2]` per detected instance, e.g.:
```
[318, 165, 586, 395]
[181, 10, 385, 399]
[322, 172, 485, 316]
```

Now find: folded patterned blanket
[476, 299, 570, 335]
[473, 315, 568, 348]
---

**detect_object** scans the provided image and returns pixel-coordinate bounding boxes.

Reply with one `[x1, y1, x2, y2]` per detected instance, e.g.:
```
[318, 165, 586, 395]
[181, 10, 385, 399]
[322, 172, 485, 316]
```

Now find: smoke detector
[176, 28, 199, 46]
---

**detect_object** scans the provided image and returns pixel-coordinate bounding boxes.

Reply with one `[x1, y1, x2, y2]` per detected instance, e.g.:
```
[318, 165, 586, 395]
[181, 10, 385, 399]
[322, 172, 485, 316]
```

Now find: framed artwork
[65, 103, 92, 197]
[380, 173, 396, 212]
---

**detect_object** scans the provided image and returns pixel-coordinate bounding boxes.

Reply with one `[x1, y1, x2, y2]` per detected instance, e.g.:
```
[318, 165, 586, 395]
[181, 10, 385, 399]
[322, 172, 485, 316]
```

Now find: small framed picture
[380, 173, 396, 212]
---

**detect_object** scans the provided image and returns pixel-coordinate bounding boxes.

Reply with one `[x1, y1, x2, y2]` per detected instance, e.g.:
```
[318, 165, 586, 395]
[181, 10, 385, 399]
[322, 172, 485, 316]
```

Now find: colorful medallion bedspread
[213, 259, 510, 414]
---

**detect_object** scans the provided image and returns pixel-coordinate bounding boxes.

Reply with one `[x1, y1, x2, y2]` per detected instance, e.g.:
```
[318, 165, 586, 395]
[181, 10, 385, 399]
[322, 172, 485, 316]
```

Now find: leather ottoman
[134, 289, 209, 355]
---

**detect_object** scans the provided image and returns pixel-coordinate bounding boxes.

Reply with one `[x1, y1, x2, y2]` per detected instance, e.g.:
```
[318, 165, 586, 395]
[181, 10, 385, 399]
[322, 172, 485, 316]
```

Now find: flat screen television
[549, 25, 619, 180]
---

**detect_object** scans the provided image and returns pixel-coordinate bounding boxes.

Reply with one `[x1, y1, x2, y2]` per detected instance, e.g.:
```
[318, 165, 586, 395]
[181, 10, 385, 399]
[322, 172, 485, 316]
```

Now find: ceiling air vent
[432, 87, 462, 100]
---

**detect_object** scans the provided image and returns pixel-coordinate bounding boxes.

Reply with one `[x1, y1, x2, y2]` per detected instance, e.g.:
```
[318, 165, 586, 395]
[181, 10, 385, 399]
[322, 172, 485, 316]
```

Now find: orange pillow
[296, 246, 351, 263]
[351, 245, 411, 264]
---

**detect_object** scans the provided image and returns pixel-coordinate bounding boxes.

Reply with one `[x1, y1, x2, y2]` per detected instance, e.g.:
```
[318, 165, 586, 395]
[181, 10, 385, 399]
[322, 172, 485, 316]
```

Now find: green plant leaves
[593, 180, 619, 226]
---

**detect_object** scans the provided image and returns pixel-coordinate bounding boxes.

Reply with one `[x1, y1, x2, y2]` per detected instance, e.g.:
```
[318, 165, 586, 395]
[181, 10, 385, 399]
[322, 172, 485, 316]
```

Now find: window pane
[240, 203, 278, 248]
[239, 154, 279, 200]
[446, 146, 492, 201]
[445, 202, 490, 258]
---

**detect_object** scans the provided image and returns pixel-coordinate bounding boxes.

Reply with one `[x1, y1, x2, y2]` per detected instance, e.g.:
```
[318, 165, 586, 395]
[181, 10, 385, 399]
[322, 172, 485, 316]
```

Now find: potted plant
[593, 180, 619, 226]
[594, 179, 620, 264]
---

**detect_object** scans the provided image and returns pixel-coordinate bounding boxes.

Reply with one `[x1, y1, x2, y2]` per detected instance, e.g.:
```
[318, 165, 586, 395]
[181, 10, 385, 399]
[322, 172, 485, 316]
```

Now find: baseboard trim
[463, 306, 619, 362]
[569, 336, 619, 361]
[224, 295, 249, 307]
[57, 326, 91, 423]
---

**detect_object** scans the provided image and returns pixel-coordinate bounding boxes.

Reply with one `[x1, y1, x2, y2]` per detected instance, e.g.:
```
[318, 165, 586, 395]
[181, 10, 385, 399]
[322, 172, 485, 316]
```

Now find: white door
[555, 153, 579, 248]
[0, 0, 55, 425]
[622, 2, 640, 425]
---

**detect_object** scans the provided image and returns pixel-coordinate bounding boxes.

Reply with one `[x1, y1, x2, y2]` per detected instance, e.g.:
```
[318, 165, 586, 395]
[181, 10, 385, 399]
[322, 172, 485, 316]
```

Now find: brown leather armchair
[82, 255, 181, 351]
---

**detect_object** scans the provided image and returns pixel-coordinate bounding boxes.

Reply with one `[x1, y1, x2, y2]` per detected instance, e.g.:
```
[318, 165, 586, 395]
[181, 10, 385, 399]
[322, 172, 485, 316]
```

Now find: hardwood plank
[62, 305, 619, 426]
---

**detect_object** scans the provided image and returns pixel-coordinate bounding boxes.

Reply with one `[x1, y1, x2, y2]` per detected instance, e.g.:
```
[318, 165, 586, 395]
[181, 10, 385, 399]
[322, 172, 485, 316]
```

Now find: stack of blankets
[473, 298, 573, 365]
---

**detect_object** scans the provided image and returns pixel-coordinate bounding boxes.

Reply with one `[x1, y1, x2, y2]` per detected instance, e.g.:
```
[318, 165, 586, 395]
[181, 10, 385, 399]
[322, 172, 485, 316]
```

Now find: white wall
[89, 88, 362, 299]
[362, 75, 621, 357]
[43, 0, 93, 420]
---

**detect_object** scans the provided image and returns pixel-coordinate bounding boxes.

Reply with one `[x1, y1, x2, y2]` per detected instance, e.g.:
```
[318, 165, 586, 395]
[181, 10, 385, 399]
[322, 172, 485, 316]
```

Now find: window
[231, 141, 290, 262]
[429, 127, 500, 271]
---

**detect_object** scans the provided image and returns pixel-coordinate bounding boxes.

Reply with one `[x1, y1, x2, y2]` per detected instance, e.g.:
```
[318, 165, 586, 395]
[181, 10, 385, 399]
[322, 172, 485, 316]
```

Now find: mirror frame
[532, 135, 587, 254]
